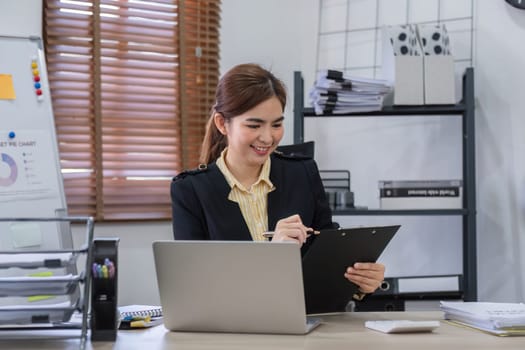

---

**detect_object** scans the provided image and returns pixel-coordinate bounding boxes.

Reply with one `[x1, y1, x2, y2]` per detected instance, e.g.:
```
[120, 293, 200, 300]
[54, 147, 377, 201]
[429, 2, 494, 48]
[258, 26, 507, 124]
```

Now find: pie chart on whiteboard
[0, 153, 18, 186]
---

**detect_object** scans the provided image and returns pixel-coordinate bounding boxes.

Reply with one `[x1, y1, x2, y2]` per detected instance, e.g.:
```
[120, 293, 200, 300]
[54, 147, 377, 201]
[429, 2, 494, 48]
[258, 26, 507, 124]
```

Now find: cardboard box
[381, 25, 424, 106]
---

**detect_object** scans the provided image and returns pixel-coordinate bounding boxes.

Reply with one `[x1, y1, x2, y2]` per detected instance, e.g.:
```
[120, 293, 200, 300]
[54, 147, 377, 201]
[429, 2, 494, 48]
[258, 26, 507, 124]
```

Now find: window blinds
[44, 0, 220, 221]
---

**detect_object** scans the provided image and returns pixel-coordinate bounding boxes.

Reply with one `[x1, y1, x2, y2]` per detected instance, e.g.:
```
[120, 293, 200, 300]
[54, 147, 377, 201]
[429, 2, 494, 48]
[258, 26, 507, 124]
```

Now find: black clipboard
[302, 225, 400, 314]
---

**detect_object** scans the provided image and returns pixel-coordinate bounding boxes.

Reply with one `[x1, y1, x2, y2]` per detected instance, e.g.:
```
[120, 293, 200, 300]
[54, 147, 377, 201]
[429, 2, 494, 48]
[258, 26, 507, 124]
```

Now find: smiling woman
[170, 64, 387, 307]
[172, 63, 328, 243]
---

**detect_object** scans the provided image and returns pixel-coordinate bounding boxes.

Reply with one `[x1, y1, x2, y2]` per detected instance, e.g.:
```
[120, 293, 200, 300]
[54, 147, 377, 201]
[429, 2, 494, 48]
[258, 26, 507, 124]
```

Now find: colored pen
[262, 229, 320, 239]
[92, 263, 98, 278]
[108, 261, 115, 278]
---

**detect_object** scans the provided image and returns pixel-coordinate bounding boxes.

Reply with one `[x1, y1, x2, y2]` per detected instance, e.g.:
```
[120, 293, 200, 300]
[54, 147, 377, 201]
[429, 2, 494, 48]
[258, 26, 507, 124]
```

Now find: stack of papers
[440, 301, 525, 336]
[309, 70, 392, 115]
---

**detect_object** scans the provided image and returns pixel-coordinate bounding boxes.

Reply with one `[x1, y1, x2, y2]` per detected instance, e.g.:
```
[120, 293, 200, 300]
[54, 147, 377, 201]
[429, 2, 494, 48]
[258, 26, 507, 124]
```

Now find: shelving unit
[293, 68, 477, 302]
[0, 217, 94, 347]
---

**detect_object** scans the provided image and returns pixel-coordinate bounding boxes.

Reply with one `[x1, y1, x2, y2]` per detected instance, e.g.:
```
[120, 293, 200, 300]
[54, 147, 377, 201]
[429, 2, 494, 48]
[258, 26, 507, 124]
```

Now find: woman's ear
[213, 112, 228, 135]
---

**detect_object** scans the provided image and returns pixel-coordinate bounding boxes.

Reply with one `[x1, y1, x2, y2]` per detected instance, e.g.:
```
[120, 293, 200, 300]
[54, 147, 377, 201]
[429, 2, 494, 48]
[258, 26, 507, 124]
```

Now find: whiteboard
[0, 35, 70, 250]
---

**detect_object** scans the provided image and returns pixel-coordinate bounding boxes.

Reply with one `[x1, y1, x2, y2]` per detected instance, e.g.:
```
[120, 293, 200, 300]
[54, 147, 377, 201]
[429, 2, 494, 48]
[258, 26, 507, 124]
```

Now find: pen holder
[90, 237, 120, 341]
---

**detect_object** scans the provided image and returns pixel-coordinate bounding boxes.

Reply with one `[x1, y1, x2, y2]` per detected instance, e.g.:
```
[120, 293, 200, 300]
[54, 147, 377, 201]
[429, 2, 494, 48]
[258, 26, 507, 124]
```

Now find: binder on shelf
[379, 180, 462, 209]
[373, 275, 463, 297]
[397, 275, 462, 294]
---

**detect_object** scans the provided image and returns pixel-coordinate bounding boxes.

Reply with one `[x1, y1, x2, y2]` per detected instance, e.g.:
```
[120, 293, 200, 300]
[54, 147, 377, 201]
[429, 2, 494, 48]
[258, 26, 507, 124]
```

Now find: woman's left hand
[344, 262, 385, 294]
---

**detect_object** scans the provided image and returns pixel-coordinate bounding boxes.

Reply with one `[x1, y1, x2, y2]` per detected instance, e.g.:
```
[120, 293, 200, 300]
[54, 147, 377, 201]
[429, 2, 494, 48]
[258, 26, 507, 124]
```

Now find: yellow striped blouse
[216, 148, 275, 241]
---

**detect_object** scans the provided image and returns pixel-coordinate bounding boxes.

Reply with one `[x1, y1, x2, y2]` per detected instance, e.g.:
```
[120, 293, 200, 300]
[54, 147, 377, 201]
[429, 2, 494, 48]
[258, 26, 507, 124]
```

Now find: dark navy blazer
[170, 153, 334, 248]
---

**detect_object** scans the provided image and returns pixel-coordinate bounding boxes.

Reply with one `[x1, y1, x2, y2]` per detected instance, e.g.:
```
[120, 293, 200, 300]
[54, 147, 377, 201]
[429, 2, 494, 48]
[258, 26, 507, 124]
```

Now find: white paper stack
[309, 70, 392, 115]
[440, 301, 525, 336]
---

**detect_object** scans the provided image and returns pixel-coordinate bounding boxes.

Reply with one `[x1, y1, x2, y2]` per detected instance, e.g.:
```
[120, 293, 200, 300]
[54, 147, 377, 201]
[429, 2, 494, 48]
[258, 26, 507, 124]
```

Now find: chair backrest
[276, 141, 315, 159]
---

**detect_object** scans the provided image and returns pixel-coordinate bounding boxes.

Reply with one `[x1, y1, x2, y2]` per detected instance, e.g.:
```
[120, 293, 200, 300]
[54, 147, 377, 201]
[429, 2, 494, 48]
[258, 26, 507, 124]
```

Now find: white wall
[0, 0, 41, 37]
[220, 0, 319, 145]
[474, 0, 525, 302]
[1, 0, 523, 306]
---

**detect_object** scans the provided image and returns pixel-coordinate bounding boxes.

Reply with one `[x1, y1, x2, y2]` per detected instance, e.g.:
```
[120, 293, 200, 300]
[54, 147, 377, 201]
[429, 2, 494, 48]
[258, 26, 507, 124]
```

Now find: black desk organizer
[90, 237, 120, 341]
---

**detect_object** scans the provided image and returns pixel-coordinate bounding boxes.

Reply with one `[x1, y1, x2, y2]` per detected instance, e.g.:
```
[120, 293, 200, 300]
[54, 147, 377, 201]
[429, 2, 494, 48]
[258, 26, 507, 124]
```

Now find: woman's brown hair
[199, 63, 287, 164]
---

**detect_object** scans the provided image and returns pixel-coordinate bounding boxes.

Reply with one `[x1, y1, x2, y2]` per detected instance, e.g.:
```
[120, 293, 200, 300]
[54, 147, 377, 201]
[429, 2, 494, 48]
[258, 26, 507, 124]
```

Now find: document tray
[0, 274, 81, 296]
[302, 225, 400, 314]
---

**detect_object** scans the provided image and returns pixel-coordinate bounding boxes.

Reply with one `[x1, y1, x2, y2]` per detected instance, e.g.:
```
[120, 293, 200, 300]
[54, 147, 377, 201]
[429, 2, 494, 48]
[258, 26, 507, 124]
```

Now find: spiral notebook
[119, 304, 163, 318]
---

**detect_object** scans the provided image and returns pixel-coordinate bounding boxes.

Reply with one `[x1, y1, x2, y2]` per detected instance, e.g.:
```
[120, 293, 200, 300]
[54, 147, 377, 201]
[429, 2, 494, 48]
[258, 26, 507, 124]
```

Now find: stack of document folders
[440, 301, 525, 336]
[309, 70, 392, 115]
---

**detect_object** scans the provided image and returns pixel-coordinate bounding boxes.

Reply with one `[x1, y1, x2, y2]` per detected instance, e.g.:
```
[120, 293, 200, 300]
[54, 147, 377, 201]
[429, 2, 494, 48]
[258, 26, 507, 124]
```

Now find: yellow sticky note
[0, 74, 16, 99]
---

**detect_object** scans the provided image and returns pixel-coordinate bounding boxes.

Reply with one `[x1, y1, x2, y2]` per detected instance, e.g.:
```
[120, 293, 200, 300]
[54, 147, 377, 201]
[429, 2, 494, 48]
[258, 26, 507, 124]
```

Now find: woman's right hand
[270, 214, 311, 245]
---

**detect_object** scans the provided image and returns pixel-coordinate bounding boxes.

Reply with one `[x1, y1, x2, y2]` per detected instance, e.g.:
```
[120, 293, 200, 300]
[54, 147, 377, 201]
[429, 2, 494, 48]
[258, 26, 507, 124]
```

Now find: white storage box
[417, 24, 456, 104]
[381, 25, 424, 105]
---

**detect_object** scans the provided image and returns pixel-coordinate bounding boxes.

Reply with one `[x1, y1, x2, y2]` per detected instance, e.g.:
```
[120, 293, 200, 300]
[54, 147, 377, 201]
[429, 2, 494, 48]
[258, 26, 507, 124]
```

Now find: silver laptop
[152, 240, 321, 334]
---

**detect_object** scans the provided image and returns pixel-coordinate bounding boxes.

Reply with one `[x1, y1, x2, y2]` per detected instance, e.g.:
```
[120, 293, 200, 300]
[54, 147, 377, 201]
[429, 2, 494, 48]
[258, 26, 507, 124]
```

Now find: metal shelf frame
[293, 68, 477, 301]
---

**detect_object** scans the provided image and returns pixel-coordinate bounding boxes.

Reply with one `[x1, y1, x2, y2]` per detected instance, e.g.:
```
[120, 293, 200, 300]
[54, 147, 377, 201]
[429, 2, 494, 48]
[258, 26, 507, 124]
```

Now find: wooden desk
[1, 312, 523, 349]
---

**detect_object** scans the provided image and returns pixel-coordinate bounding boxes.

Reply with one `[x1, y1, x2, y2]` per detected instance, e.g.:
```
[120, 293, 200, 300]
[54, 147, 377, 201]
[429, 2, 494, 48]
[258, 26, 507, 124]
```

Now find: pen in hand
[262, 229, 320, 239]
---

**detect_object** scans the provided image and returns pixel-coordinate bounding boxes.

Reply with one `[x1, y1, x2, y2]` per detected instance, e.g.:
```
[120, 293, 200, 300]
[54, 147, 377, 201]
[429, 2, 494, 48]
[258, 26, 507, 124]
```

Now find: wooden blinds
[43, 0, 220, 221]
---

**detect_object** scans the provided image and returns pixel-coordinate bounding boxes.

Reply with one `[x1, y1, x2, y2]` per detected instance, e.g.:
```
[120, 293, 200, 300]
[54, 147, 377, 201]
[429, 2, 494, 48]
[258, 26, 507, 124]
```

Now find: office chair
[276, 141, 315, 159]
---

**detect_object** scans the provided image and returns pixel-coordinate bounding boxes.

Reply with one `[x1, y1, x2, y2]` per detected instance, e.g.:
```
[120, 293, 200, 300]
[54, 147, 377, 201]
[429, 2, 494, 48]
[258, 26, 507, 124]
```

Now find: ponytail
[199, 112, 227, 164]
